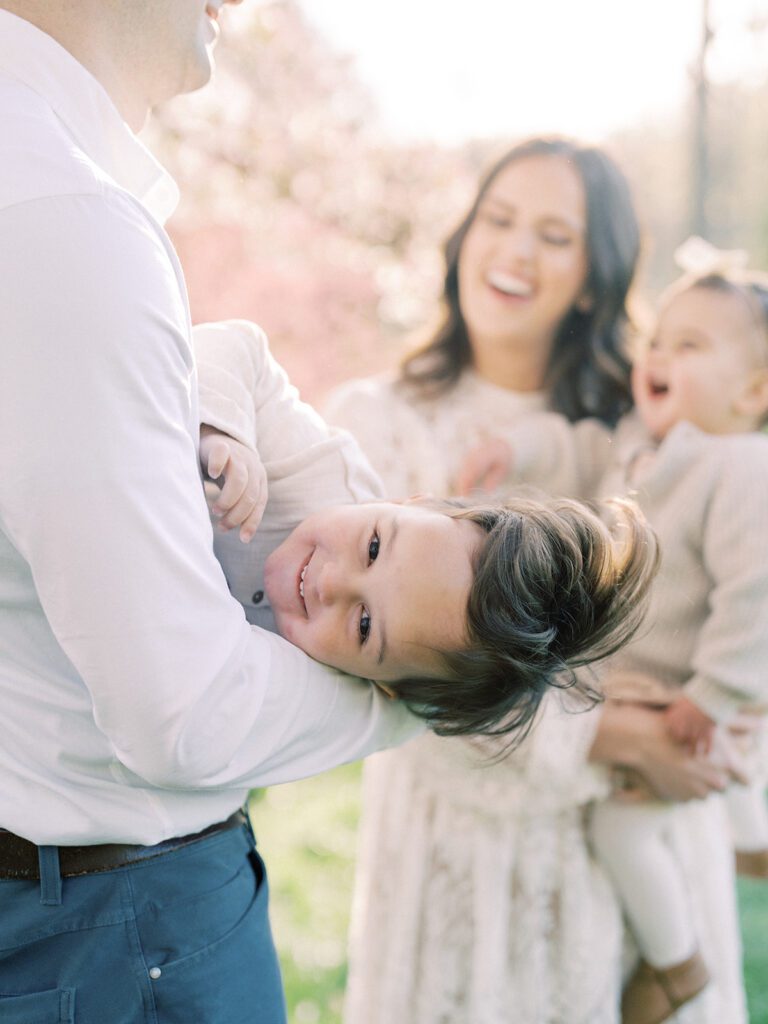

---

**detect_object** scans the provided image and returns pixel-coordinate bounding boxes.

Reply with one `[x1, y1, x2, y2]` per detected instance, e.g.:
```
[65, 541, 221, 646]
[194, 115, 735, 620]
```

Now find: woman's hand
[590, 701, 744, 803]
[453, 437, 514, 496]
[199, 425, 267, 543]
[664, 695, 716, 756]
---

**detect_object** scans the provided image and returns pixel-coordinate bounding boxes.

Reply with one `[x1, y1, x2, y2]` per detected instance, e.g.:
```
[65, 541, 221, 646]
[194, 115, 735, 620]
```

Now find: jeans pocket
[0, 987, 75, 1024]
[143, 849, 285, 1024]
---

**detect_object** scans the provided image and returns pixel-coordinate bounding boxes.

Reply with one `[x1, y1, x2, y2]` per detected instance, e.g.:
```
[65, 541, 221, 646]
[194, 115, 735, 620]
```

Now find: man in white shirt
[0, 4, 418, 1021]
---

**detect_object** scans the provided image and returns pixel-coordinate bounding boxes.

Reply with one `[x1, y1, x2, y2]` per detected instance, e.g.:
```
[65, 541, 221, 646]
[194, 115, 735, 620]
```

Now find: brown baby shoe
[621, 951, 710, 1024]
[735, 848, 768, 879]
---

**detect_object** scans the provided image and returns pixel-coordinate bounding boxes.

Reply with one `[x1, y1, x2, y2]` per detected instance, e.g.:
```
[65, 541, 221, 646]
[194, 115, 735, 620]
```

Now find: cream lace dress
[324, 371, 747, 1024]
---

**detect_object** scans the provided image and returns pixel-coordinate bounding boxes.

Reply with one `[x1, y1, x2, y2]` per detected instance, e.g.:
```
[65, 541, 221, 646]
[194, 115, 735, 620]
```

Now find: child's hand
[453, 437, 514, 496]
[665, 696, 716, 755]
[199, 426, 267, 543]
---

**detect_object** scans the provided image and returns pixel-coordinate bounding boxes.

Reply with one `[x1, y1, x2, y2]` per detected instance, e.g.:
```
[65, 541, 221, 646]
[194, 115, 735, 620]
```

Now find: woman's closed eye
[541, 230, 573, 247]
[478, 205, 512, 230]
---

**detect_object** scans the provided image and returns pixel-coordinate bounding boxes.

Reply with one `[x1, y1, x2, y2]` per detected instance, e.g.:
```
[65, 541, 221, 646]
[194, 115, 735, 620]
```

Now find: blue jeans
[0, 823, 286, 1023]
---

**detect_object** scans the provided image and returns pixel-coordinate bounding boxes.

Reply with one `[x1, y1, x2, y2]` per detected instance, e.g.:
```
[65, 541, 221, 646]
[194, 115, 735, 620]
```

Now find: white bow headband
[674, 235, 749, 278]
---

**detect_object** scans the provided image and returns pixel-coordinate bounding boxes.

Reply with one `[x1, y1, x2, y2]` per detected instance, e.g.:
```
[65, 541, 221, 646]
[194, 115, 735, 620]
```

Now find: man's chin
[175, 50, 216, 99]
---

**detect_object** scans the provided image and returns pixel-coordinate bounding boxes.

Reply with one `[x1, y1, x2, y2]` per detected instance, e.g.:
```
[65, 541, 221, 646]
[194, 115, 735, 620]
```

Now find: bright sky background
[293, 0, 768, 143]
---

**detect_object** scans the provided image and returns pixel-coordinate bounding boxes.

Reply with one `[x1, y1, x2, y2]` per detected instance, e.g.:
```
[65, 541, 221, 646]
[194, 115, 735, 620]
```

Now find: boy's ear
[734, 368, 768, 422]
[374, 681, 398, 700]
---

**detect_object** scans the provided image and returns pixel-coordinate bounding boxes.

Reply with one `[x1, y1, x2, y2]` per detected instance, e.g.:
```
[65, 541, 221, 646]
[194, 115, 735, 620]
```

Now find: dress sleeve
[683, 438, 768, 720]
[324, 378, 449, 498]
[504, 413, 615, 498]
[0, 194, 420, 791]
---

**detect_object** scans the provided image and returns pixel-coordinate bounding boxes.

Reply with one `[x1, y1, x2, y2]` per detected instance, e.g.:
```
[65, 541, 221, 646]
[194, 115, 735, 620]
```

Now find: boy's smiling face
[633, 285, 768, 441]
[264, 502, 484, 683]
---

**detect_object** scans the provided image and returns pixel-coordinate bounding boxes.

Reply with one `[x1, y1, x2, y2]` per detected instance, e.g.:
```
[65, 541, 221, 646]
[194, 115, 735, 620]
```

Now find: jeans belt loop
[38, 845, 62, 906]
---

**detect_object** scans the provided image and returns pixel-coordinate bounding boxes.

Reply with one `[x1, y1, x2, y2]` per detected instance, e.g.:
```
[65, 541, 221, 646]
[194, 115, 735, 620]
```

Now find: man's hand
[199, 425, 267, 542]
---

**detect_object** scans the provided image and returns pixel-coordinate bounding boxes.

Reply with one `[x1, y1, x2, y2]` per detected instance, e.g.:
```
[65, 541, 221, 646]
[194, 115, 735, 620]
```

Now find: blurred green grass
[250, 764, 768, 1024]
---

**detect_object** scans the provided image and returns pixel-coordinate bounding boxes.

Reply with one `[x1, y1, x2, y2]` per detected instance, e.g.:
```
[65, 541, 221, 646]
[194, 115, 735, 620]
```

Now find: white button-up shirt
[0, 12, 419, 845]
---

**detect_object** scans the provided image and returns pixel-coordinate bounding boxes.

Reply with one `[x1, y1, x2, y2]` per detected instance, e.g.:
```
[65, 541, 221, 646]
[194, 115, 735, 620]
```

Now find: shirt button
[252, 590, 264, 605]
[149, 967, 162, 980]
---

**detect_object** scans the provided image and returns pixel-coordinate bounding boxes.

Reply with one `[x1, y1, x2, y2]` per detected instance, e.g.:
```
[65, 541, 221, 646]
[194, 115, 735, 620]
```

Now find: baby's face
[632, 286, 765, 441]
[264, 502, 484, 683]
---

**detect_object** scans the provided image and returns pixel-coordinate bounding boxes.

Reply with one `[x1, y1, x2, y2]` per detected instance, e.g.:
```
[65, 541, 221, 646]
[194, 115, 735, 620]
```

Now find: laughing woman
[325, 137, 747, 1024]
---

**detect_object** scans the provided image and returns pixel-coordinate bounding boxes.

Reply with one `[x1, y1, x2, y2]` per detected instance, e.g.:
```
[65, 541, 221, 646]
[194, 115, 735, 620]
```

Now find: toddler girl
[468, 238, 768, 1023]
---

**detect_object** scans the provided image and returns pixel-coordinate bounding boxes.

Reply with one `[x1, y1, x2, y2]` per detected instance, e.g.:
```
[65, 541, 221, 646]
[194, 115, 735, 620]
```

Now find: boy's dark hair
[398, 136, 641, 427]
[387, 497, 659, 741]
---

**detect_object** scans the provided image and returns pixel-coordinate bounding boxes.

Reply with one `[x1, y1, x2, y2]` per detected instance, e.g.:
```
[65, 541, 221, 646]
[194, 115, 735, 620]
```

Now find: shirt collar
[0, 10, 179, 223]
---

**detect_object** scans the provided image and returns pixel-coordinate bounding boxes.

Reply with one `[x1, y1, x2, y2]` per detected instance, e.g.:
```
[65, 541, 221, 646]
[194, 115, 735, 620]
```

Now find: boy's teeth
[487, 271, 533, 297]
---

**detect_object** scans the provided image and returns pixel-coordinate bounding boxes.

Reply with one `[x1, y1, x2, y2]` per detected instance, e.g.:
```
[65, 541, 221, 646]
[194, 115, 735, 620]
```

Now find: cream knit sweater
[513, 411, 768, 721]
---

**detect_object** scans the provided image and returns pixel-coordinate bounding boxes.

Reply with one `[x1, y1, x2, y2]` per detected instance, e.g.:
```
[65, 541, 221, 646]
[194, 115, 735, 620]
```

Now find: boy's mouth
[298, 557, 311, 614]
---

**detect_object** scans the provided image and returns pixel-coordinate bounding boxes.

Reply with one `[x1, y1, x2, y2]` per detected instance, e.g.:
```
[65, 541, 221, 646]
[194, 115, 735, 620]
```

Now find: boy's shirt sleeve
[194, 319, 384, 511]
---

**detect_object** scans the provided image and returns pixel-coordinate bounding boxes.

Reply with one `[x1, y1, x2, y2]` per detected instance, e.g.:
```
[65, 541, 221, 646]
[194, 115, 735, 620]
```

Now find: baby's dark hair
[388, 497, 659, 741]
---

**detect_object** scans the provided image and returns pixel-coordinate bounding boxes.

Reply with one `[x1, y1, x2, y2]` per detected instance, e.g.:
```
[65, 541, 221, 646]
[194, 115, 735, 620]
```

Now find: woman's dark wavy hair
[399, 136, 641, 426]
[387, 497, 659, 743]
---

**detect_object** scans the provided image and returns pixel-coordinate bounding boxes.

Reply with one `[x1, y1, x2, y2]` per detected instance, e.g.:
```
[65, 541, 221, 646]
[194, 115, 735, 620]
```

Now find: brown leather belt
[0, 810, 248, 880]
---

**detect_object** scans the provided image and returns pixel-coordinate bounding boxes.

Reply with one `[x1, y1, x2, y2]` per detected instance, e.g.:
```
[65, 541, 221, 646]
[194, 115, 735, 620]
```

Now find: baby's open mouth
[649, 381, 669, 397]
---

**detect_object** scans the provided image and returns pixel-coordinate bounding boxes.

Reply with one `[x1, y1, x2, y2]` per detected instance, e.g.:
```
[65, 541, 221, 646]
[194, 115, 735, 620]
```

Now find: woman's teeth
[299, 563, 308, 601]
[487, 270, 533, 297]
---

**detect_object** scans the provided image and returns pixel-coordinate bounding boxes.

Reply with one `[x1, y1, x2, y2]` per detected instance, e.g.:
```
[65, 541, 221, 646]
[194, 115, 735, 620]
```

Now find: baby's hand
[453, 437, 514, 496]
[665, 696, 716, 755]
[199, 426, 267, 543]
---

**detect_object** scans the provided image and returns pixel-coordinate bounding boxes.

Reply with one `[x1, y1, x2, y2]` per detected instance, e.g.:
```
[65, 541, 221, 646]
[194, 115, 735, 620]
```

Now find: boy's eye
[368, 532, 380, 563]
[359, 609, 371, 644]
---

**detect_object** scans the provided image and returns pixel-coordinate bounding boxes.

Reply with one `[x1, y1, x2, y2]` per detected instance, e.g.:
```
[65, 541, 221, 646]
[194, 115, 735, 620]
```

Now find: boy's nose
[315, 561, 350, 606]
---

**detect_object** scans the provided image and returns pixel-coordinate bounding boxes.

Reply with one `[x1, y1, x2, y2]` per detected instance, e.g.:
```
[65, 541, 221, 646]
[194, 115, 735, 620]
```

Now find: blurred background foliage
[147, 1, 768, 404]
[250, 767, 768, 1024]
[145, 3, 768, 1019]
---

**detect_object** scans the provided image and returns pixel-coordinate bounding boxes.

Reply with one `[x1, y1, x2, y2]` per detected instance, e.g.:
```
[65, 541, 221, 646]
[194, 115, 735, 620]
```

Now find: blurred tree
[145, 0, 768, 400]
[146, 0, 476, 401]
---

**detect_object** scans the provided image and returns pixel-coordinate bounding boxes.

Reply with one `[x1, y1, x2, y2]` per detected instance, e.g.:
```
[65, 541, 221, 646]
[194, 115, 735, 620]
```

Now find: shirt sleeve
[684, 439, 768, 720]
[0, 192, 421, 790]
[194, 319, 385, 514]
